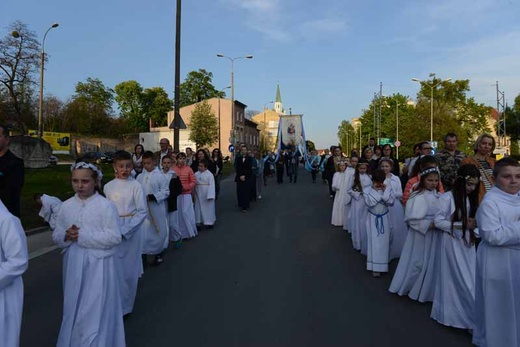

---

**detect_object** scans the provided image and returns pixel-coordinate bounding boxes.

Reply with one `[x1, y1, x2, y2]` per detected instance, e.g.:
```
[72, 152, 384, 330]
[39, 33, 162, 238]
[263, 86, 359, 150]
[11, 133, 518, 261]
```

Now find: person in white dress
[53, 162, 125, 347]
[348, 161, 371, 252]
[34, 193, 62, 230]
[364, 169, 392, 277]
[194, 159, 216, 228]
[473, 157, 520, 347]
[104, 151, 147, 316]
[342, 156, 358, 233]
[136, 151, 170, 265]
[0, 199, 28, 347]
[388, 167, 442, 302]
[331, 161, 348, 226]
[431, 164, 480, 330]
[379, 159, 408, 260]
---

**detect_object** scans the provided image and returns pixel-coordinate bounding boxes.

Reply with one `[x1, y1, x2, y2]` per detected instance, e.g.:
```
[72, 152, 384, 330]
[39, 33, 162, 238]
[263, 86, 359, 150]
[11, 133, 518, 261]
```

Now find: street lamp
[38, 22, 59, 139]
[217, 85, 231, 151]
[395, 101, 400, 160]
[412, 76, 452, 142]
[263, 101, 273, 150]
[216, 54, 253, 157]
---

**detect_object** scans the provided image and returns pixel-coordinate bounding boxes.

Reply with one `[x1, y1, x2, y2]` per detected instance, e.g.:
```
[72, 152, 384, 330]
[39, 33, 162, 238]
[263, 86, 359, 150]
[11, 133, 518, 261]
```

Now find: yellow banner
[28, 130, 71, 151]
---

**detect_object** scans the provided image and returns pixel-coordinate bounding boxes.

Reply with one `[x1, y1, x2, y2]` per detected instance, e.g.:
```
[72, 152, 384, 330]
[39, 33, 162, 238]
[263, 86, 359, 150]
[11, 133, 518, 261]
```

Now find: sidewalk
[26, 228, 57, 260]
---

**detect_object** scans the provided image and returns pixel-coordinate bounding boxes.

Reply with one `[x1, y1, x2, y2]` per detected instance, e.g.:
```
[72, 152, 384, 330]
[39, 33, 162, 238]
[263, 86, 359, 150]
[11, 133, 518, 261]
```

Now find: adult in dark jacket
[191, 149, 216, 175]
[0, 126, 24, 217]
[211, 148, 224, 199]
[235, 145, 253, 212]
[325, 146, 342, 197]
[376, 144, 400, 176]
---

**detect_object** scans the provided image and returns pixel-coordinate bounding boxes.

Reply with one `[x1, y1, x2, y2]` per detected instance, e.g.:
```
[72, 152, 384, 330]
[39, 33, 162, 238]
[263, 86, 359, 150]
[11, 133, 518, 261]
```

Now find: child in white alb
[194, 159, 216, 228]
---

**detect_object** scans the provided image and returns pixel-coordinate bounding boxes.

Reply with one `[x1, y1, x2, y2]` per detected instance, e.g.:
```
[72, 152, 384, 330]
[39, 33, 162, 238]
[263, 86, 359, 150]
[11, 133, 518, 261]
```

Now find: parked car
[49, 155, 59, 165]
[78, 151, 113, 164]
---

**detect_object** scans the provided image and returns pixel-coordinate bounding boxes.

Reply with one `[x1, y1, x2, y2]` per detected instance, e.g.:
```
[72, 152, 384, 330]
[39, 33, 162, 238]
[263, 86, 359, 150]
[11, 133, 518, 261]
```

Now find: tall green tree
[0, 20, 41, 132]
[188, 100, 219, 148]
[179, 69, 225, 107]
[114, 81, 173, 132]
[67, 77, 115, 135]
[142, 87, 172, 127]
[114, 80, 144, 132]
[505, 94, 520, 155]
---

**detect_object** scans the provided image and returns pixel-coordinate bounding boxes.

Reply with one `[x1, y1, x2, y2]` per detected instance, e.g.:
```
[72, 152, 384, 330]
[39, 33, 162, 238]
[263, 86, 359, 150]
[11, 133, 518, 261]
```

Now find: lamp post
[263, 101, 273, 151]
[217, 86, 231, 151]
[38, 23, 59, 138]
[412, 76, 452, 142]
[395, 101, 400, 160]
[216, 54, 253, 159]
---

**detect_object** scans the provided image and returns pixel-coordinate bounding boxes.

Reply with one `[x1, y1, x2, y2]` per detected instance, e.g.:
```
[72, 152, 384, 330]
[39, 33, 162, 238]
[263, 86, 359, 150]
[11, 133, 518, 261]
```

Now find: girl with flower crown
[53, 162, 125, 347]
[389, 166, 442, 303]
[431, 164, 480, 330]
[348, 161, 372, 252]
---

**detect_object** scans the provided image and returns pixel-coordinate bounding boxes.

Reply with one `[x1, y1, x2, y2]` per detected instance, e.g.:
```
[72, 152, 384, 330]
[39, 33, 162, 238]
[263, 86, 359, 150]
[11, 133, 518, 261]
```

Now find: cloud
[299, 18, 348, 39]
[440, 30, 520, 104]
[220, 0, 348, 42]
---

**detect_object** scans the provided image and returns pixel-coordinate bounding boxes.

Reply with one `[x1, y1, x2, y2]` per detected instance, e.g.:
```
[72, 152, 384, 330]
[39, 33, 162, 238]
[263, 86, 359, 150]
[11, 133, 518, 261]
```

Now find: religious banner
[279, 115, 305, 148]
[275, 114, 313, 171]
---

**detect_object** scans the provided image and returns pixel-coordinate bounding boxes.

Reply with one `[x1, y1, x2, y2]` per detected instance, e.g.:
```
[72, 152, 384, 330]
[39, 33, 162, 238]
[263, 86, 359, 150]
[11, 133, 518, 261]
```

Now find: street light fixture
[38, 22, 59, 139]
[216, 54, 253, 157]
[412, 76, 452, 142]
[217, 85, 231, 150]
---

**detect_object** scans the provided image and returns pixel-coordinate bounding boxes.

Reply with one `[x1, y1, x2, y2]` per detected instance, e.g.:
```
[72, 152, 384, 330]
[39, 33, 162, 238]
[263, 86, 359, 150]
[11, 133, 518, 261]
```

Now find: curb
[25, 226, 50, 237]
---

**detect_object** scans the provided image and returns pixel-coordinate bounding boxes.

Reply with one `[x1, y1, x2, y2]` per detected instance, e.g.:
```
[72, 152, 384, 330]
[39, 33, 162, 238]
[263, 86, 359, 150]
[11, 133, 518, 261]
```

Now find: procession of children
[328, 138, 520, 347]
[21, 147, 216, 346]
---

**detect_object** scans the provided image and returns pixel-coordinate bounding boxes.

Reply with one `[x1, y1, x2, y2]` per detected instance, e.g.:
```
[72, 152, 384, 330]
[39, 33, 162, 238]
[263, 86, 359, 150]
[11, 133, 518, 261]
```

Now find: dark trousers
[277, 167, 284, 183]
[311, 170, 317, 182]
[249, 175, 256, 201]
[236, 180, 250, 210]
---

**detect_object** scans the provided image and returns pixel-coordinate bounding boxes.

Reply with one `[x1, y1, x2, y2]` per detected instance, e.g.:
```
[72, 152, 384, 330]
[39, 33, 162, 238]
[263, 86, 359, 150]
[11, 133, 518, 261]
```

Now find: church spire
[274, 83, 283, 114]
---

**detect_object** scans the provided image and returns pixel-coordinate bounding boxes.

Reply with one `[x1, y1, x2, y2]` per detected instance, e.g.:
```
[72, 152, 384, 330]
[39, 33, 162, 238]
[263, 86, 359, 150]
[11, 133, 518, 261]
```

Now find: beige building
[154, 98, 259, 158]
[252, 84, 286, 150]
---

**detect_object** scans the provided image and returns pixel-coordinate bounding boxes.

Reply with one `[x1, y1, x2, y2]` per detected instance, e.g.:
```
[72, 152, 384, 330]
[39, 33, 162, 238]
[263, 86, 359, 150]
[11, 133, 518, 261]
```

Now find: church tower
[274, 84, 284, 114]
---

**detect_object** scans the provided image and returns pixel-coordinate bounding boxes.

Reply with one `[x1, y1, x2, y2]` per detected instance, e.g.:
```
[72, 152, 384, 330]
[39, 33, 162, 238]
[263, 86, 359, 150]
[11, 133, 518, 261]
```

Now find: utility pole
[173, 0, 182, 152]
[496, 81, 506, 147]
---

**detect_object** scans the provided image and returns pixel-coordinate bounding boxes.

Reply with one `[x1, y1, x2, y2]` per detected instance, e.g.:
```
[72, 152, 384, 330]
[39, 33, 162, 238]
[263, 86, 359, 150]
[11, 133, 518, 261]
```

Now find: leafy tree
[505, 93, 520, 155]
[337, 120, 356, 154]
[66, 77, 114, 135]
[0, 20, 41, 132]
[115, 81, 173, 132]
[142, 87, 172, 127]
[188, 100, 219, 148]
[179, 69, 225, 107]
[114, 80, 144, 132]
[42, 94, 64, 132]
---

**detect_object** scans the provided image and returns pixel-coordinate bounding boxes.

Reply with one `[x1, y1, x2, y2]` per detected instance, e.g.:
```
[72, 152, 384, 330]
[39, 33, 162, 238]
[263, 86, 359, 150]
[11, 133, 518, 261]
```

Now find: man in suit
[235, 145, 253, 212]
[0, 125, 24, 217]
[154, 138, 173, 167]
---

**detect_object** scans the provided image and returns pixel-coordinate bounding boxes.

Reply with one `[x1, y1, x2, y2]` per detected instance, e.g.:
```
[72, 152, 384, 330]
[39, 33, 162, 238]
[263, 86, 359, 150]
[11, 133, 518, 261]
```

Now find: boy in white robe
[53, 162, 125, 347]
[34, 193, 62, 230]
[364, 169, 392, 277]
[194, 159, 216, 228]
[137, 151, 170, 265]
[473, 157, 520, 347]
[0, 199, 28, 347]
[104, 151, 147, 316]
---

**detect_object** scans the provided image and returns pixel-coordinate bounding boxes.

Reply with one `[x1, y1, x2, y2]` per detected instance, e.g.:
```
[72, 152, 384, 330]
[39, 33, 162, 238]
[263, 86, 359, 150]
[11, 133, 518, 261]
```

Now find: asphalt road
[20, 172, 472, 347]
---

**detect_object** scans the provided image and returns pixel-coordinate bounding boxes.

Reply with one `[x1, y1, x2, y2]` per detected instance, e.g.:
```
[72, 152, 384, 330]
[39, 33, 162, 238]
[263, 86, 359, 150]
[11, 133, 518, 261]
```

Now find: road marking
[29, 245, 58, 260]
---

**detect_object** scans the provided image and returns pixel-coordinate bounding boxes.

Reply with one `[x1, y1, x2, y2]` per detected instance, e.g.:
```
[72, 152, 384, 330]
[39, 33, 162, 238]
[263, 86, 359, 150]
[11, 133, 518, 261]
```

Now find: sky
[2, 0, 519, 148]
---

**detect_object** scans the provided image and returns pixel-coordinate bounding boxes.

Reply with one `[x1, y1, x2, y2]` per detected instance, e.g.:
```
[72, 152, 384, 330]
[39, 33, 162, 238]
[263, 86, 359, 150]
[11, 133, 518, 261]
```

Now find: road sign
[228, 144, 235, 153]
[394, 140, 401, 147]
